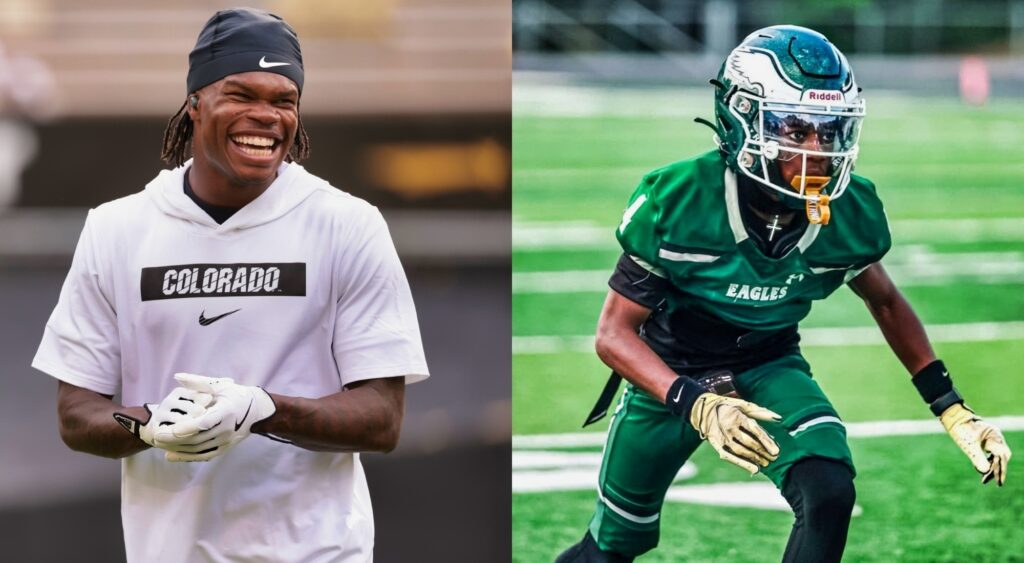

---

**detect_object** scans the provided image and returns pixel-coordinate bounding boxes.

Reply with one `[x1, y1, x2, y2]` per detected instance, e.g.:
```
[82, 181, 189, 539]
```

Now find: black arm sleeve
[607, 254, 671, 310]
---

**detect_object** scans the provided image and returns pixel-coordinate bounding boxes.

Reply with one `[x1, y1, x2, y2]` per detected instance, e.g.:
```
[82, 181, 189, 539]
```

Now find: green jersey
[616, 150, 891, 332]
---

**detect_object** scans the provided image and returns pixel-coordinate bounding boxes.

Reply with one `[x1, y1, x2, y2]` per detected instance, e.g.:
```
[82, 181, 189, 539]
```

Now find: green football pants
[588, 353, 854, 557]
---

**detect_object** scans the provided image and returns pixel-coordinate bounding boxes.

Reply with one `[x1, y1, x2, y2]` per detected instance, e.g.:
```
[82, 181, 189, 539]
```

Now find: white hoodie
[34, 160, 429, 563]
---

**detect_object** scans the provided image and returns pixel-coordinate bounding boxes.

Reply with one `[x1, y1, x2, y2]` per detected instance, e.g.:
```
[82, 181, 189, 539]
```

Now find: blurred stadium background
[512, 1, 1024, 561]
[0, 1, 509, 561]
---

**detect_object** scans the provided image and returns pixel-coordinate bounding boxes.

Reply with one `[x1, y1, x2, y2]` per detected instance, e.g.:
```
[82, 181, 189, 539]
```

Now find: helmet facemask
[728, 90, 865, 223]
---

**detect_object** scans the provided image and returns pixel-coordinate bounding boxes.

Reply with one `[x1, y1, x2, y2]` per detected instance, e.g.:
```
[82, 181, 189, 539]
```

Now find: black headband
[186, 8, 304, 94]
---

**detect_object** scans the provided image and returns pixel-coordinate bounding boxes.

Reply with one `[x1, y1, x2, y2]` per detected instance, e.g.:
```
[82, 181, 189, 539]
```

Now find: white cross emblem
[766, 215, 782, 241]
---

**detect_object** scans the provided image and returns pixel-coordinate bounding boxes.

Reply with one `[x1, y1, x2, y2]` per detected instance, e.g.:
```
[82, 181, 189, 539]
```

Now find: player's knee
[793, 458, 856, 521]
[807, 473, 855, 520]
[590, 487, 664, 557]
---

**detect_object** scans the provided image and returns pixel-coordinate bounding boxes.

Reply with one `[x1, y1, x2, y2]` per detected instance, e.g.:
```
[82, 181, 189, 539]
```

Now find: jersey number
[618, 194, 647, 234]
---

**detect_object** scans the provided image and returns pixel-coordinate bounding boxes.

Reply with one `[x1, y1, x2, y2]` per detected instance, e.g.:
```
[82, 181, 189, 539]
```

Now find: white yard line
[515, 462, 699, 494]
[513, 257, 1024, 294]
[513, 222, 608, 249]
[513, 246, 1024, 293]
[513, 416, 1024, 500]
[513, 83, 707, 117]
[662, 483, 804, 513]
[513, 321, 1024, 355]
[513, 451, 605, 469]
[512, 415, 1024, 450]
[514, 335, 595, 354]
[515, 163, 1024, 178]
[512, 269, 608, 293]
[513, 218, 1024, 250]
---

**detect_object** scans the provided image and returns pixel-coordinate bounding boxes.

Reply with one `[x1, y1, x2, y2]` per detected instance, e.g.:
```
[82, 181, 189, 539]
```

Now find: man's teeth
[231, 135, 275, 157]
[231, 135, 275, 147]
[237, 145, 272, 157]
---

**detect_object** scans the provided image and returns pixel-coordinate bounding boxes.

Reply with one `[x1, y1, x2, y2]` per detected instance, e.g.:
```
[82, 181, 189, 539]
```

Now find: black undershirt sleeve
[609, 254, 800, 376]
[607, 254, 672, 311]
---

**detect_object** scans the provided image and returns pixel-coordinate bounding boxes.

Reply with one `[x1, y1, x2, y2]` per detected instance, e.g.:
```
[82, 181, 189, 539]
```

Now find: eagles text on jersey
[617, 150, 891, 331]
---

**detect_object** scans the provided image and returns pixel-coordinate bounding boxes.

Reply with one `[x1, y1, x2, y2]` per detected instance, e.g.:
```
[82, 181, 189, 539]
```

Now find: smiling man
[32, 8, 428, 562]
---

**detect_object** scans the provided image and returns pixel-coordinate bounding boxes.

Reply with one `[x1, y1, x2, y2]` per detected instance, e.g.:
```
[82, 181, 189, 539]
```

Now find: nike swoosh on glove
[153, 372, 277, 462]
[940, 403, 1012, 486]
[113, 387, 212, 449]
[689, 393, 782, 475]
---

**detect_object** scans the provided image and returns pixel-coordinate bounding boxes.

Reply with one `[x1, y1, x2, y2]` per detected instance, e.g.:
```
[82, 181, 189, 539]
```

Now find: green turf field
[512, 81, 1024, 562]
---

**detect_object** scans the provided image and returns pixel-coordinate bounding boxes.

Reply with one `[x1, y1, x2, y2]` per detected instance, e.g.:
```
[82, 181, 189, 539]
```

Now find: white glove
[113, 387, 213, 449]
[689, 393, 782, 474]
[153, 372, 277, 462]
[940, 403, 1012, 486]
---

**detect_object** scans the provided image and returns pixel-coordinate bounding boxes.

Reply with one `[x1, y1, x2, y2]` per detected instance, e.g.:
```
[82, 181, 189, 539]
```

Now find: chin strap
[693, 117, 719, 134]
[693, 117, 725, 150]
[791, 175, 832, 225]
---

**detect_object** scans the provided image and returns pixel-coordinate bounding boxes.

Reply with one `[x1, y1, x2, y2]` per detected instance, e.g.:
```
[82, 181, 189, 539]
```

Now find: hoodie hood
[145, 160, 321, 234]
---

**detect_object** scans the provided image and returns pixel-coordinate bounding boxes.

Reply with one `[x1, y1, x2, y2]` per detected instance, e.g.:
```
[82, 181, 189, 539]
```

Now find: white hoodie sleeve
[32, 211, 122, 395]
[331, 208, 429, 386]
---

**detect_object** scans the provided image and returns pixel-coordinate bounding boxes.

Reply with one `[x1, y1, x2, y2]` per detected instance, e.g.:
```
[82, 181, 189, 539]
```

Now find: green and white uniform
[591, 150, 890, 556]
[617, 150, 889, 331]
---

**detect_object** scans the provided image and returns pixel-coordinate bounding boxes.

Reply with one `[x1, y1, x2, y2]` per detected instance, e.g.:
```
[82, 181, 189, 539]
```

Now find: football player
[555, 25, 1011, 563]
[33, 8, 428, 562]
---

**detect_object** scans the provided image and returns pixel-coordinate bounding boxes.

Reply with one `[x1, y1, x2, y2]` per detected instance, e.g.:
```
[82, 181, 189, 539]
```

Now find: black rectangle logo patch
[141, 263, 305, 301]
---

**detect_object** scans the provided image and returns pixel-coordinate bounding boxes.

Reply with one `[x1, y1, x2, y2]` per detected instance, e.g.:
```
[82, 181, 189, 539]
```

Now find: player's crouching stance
[34, 8, 428, 563]
[555, 26, 1010, 563]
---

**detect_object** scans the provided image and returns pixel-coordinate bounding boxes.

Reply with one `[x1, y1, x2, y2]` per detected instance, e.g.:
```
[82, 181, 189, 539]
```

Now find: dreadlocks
[160, 101, 193, 167]
[160, 100, 311, 167]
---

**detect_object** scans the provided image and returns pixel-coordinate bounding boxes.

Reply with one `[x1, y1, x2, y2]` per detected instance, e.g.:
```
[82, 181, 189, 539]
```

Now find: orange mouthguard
[790, 176, 831, 225]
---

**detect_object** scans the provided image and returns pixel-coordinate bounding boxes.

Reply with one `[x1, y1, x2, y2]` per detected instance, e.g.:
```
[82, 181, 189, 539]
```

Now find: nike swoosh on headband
[258, 56, 291, 68]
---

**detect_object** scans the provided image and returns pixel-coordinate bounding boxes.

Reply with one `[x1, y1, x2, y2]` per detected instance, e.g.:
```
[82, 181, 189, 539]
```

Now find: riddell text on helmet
[803, 90, 844, 102]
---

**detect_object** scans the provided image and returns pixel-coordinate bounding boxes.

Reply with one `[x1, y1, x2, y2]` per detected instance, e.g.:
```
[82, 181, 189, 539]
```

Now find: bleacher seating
[0, 0, 510, 116]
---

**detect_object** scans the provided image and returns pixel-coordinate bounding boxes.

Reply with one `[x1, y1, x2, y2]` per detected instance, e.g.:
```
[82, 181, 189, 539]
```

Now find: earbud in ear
[189, 95, 199, 109]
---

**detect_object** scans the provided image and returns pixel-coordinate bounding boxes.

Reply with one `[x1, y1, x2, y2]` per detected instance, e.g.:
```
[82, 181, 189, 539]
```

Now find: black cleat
[554, 532, 634, 563]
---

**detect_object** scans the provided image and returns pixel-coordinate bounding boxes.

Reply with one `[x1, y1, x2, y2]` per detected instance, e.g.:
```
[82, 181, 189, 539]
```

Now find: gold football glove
[940, 403, 1011, 486]
[689, 393, 781, 474]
